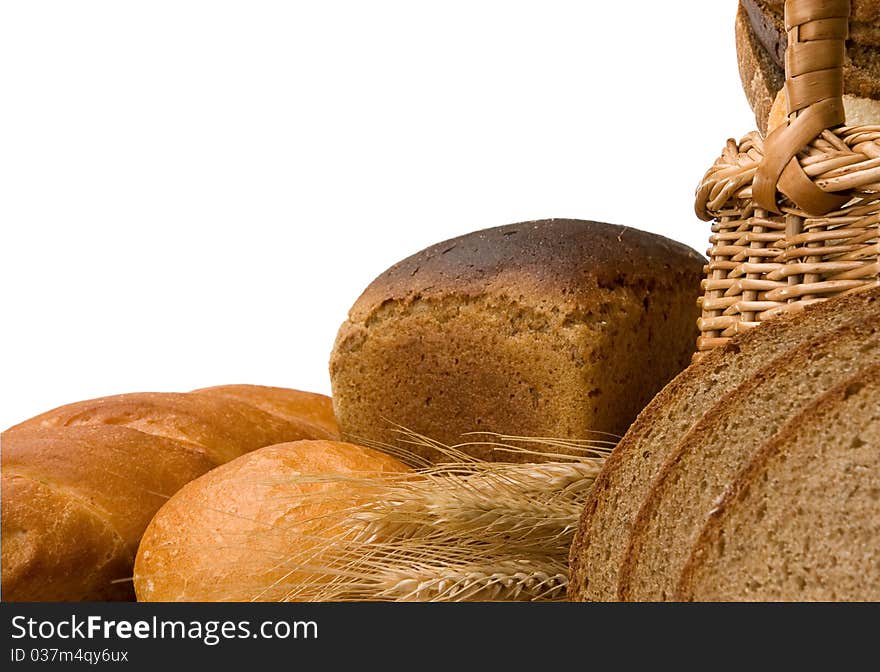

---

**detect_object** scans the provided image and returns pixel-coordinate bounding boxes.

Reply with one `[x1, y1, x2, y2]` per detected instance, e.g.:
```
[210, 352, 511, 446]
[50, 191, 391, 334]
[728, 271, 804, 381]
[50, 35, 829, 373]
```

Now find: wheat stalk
[333, 554, 570, 602]
[376, 559, 569, 602]
[348, 465, 597, 552]
[242, 430, 609, 602]
[253, 539, 571, 602]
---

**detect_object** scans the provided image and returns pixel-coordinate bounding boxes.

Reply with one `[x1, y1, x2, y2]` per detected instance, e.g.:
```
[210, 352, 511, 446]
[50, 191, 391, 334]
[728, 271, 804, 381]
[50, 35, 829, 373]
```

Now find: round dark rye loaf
[330, 219, 704, 463]
[678, 366, 880, 601]
[567, 287, 880, 601]
[618, 316, 880, 601]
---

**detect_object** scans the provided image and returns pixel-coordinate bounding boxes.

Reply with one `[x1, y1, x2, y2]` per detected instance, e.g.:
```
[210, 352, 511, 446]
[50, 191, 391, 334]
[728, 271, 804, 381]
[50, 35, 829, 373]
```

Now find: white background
[1, 1, 754, 429]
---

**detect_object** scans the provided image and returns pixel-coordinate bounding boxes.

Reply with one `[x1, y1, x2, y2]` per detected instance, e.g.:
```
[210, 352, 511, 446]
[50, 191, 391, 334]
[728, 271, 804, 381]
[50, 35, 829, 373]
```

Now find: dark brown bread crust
[743, 0, 880, 53]
[348, 219, 704, 322]
[742, 0, 786, 65]
[736, 4, 784, 133]
[758, 0, 880, 23]
[331, 219, 705, 462]
[746, 0, 880, 48]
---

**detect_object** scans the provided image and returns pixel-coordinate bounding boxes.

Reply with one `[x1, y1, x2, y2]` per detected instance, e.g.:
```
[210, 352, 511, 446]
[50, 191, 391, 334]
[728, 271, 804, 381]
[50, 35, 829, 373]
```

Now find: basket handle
[753, 0, 851, 215]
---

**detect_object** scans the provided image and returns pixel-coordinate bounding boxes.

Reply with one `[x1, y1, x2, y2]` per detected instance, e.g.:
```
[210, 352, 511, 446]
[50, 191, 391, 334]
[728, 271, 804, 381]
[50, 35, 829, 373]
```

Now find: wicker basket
[694, 0, 879, 355]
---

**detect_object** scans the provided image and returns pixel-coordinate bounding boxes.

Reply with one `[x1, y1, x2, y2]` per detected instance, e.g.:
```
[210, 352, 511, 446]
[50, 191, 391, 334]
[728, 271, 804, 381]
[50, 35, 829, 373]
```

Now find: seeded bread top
[758, 0, 880, 23]
[347, 219, 705, 323]
[749, 0, 880, 45]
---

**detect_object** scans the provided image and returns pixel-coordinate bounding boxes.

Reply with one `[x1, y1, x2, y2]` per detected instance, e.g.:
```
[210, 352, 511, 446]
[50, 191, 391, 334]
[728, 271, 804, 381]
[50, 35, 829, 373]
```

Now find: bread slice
[678, 366, 880, 601]
[567, 287, 880, 601]
[618, 316, 880, 601]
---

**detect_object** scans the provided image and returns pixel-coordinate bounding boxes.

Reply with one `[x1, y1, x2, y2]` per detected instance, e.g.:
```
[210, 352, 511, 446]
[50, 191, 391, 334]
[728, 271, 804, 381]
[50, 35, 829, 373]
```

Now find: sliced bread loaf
[567, 287, 880, 601]
[677, 366, 880, 601]
[618, 316, 880, 601]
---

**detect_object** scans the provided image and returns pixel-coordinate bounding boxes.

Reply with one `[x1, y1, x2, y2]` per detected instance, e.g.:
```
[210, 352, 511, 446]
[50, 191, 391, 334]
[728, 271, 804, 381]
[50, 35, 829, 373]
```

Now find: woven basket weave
[694, 0, 879, 355]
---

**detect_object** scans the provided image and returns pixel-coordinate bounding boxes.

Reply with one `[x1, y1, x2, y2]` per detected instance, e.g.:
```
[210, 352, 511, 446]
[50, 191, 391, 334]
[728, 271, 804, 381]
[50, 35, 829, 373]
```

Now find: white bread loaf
[133, 440, 411, 602]
[1, 385, 338, 601]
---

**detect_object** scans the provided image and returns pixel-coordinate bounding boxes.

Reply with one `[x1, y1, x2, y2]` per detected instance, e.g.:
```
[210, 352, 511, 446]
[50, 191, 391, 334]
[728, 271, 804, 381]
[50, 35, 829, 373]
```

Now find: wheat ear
[247, 431, 609, 602]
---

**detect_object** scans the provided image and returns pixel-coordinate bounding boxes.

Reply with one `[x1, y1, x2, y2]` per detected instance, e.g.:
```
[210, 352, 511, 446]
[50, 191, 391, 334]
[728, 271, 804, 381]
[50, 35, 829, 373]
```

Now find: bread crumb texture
[679, 368, 880, 601]
[329, 220, 704, 462]
[568, 287, 880, 602]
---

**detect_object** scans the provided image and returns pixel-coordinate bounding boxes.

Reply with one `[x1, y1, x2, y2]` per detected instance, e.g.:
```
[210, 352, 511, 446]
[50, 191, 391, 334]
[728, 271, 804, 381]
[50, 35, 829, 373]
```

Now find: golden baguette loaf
[2, 426, 215, 601]
[133, 440, 411, 602]
[191, 384, 339, 438]
[1, 385, 338, 601]
[9, 391, 337, 464]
